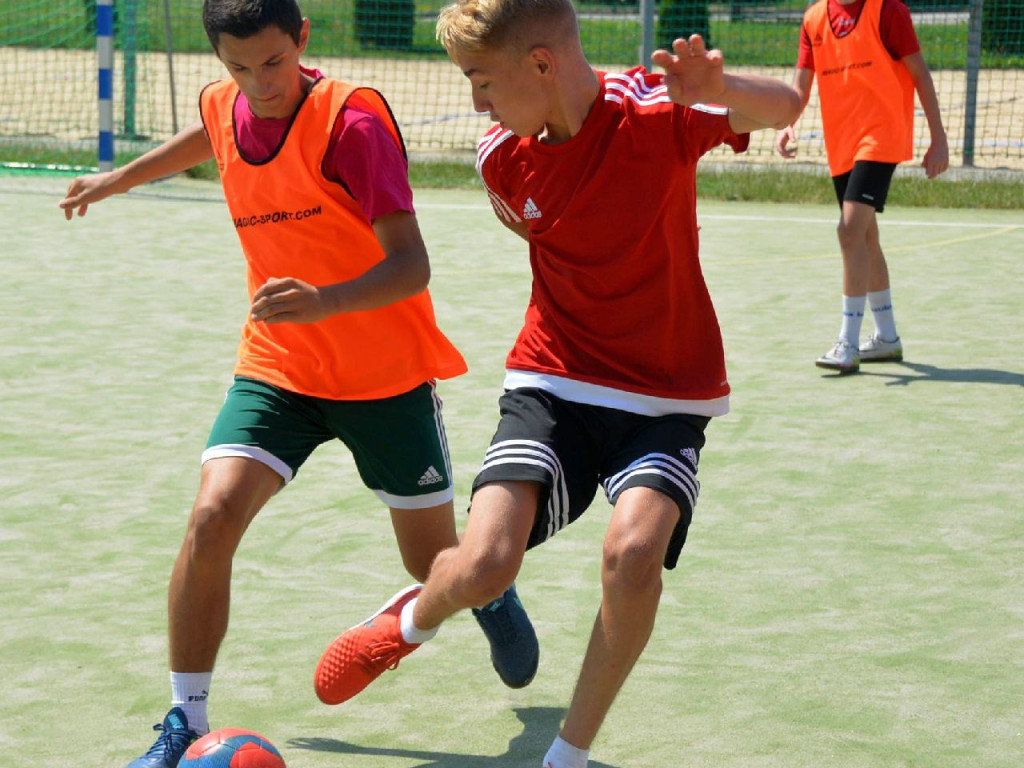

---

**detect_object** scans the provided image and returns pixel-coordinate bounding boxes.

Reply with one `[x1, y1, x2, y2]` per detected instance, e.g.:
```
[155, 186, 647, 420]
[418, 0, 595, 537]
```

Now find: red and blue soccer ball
[181, 728, 286, 768]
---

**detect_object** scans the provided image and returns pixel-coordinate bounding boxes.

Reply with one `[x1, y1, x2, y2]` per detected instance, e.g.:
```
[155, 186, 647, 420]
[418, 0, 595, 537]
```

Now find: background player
[776, 0, 949, 372]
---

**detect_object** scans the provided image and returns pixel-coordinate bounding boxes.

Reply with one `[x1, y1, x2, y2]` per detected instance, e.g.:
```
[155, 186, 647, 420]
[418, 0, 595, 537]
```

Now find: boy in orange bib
[777, 0, 948, 372]
[59, 2, 537, 766]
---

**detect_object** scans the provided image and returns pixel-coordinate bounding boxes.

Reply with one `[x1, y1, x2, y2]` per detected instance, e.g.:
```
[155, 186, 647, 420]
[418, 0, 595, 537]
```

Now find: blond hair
[436, 0, 579, 56]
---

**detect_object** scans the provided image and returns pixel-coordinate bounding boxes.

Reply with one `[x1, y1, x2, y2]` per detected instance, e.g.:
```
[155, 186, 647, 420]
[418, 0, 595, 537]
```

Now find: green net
[2, 1, 1022, 171]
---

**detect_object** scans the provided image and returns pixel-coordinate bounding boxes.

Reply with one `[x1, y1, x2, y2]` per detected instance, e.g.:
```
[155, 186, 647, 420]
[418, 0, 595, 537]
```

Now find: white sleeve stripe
[475, 129, 520, 222]
[485, 184, 520, 222]
[605, 78, 671, 106]
[476, 128, 515, 173]
[605, 72, 726, 113]
[690, 102, 730, 115]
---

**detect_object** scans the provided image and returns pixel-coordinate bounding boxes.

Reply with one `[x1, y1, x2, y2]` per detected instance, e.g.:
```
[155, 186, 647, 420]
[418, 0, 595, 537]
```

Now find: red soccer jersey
[478, 67, 748, 417]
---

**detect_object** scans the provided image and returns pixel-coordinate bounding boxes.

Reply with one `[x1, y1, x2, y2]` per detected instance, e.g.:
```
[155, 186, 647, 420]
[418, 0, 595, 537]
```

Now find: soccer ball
[181, 728, 286, 768]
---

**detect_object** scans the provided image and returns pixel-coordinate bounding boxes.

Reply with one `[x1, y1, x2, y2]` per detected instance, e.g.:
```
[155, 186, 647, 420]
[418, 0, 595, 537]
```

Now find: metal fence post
[97, 0, 114, 171]
[640, 0, 655, 69]
[123, 0, 139, 138]
[164, 0, 179, 135]
[964, 0, 984, 167]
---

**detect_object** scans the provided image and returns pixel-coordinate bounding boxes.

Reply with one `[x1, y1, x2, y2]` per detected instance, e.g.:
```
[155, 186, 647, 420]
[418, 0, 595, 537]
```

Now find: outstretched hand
[650, 35, 726, 106]
[251, 276, 329, 324]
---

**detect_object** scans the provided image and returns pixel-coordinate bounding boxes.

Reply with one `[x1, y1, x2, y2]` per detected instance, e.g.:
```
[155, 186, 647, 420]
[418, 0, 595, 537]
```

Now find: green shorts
[203, 376, 454, 510]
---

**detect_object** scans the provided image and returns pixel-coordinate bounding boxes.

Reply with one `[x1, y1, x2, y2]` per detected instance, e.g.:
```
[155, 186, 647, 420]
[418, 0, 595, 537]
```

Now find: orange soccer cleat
[314, 584, 423, 705]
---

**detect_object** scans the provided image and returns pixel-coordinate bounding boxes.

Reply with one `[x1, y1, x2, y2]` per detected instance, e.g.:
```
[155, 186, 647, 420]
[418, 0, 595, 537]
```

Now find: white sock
[400, 598, 438, 645]
[170, 671, 212, 734]
[542, 735, 589, 768]
[839, 294, 866, 345]
[868, 289, 899, 341]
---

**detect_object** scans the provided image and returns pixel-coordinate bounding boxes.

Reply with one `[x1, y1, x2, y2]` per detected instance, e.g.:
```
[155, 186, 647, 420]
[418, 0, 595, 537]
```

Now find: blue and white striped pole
[97, 0, 115, 171]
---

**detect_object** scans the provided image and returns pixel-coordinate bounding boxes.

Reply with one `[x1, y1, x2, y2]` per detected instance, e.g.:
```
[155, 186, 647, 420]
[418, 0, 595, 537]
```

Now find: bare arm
[500, 217, 530, 242]
[651, 36, 801, 134]
[776, 68, 814, 158]
[60, 122, 213, 219]
[249, 210, 433, 324]
[902, 50, 949, 178]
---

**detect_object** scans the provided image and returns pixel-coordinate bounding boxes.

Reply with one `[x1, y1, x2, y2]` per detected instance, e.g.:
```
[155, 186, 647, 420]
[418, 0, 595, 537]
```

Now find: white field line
[418, 202, 1022, 230]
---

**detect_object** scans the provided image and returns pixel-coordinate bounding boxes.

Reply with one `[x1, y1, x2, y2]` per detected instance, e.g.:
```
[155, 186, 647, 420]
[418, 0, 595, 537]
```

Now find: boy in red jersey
[59, 2, 537, 766]
[776, 0, 949, 373]
[312, 2, 801, 766]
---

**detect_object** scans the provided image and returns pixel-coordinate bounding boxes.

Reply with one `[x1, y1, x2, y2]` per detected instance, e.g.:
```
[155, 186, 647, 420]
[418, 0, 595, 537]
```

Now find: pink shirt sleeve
[323, 106, 415, 222]
[231, 69, 414, 223]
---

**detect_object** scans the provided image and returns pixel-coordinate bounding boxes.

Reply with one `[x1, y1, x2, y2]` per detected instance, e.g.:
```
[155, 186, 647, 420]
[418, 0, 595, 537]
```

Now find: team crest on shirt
[522, 197, 543, 220]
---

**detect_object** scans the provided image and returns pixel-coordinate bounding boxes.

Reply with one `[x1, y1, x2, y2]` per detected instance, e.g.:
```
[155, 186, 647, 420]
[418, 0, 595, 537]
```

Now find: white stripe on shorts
[202, 443, 294, 484]
[427, 381, 453, 482]
[374, 485, 455, 510]
[481, 439, 570, 540]
[604, 452, 700, 511]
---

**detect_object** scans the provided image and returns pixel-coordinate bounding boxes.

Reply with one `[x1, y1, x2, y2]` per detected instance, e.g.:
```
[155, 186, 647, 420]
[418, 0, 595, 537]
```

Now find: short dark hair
[202, 0, 304, 50]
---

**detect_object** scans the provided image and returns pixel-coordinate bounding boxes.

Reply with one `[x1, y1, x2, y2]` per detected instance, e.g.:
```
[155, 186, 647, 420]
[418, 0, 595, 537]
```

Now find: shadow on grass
[288, 705, 622, 767]
[818, 360, 1024, 386]
[856, 361, 1024, 387]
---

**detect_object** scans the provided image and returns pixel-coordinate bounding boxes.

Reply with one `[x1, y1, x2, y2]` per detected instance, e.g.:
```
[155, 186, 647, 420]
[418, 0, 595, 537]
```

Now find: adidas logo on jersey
[417, 466, 444, 486]
[523, 197, 542, 220]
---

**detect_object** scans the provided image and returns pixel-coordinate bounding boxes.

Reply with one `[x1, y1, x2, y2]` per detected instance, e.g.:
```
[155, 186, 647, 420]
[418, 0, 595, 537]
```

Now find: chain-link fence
[2, 1, 1022, 170]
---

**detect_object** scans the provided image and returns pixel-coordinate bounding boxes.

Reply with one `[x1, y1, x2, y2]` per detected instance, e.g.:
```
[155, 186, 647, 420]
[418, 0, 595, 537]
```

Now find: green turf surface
[1, 176, 1021, 767]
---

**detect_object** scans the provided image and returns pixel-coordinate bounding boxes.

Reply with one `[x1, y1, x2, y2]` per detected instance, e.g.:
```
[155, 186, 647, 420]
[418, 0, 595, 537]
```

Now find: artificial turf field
[1, 174, 1021, 767]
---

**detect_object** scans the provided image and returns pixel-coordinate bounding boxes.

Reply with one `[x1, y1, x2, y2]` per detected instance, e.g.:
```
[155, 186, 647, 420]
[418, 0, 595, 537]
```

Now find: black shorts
[471, 388, 710, 570]
[832, 160, 897, 212]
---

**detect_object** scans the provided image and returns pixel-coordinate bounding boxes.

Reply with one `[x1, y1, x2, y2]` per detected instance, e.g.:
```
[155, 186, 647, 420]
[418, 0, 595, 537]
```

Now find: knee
[836, 219, 870, 255]
[184, 495, 247, 561]
[836, 220, 856, 250]
[601, 532, 664, 599]
[450, 546, 522, 607]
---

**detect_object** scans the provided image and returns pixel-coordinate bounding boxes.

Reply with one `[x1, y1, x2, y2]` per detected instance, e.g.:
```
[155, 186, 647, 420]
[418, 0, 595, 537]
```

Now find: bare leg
[412, 481, 539, 630]
[168, 457, 282, 671]
[837, 200, 877, 297]
[865, 214, 891, 293]
[560, 487, 681, 750]
[390, 502, 459, 583]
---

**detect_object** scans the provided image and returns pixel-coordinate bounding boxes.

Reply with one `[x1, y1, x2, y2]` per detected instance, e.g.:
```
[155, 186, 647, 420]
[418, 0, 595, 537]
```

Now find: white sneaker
[859, 335, 903, 362]
[816, 339, 860, 373]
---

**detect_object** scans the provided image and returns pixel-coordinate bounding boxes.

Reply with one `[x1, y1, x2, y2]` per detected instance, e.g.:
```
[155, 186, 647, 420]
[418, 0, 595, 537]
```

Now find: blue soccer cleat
[472, 583, 539, 689]
[125, 707, 199, 768]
